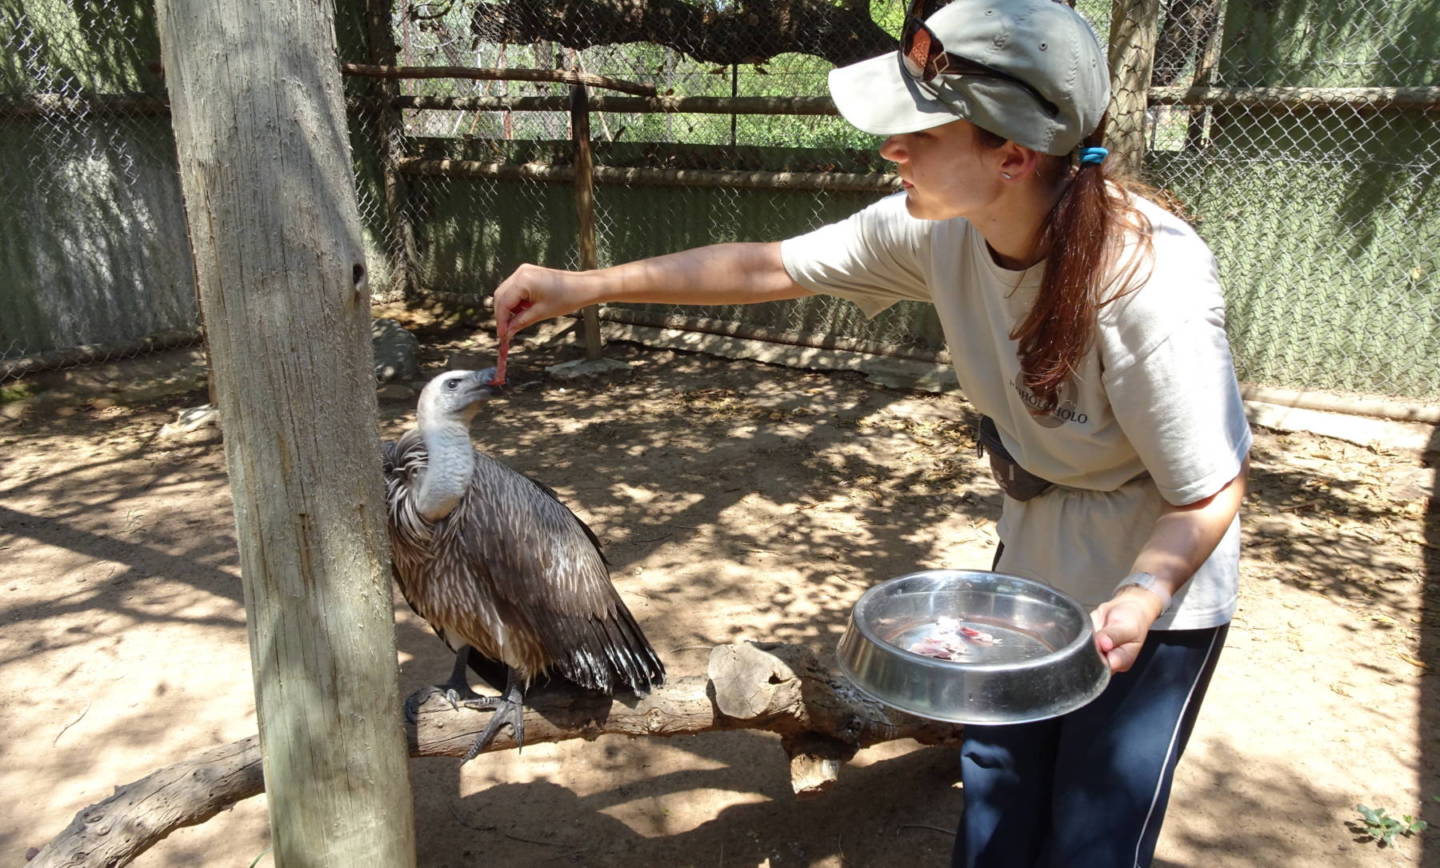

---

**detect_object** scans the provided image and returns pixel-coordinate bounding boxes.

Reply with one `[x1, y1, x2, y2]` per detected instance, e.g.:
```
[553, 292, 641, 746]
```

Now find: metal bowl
[835, 569, 1110, 725]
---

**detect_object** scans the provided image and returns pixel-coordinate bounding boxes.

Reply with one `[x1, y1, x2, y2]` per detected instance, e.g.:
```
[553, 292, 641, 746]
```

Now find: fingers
[1091, 599, 1148, 673]
[493, 284, 528, 340]
[501, 299, 535, 339]
[494, 268, 542, 339]
[493, 263, 583, 340]
[1105, 644, 1141, 673]
[1094, 625, 1137, 672]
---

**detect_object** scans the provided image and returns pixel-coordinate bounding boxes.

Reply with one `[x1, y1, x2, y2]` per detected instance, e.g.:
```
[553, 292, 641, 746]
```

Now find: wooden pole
[384, 93, 841, 115]
[0, 327, 204, 381]
[570, 83, 604, 361]
[153, 0, 417, 864]
[1182, 0, 1225, 150]
[1106, 0, 1163, 176]
[1148, 85, 1440, 112]
[396, 157, 902, 194]
[365, 0, 421, 302]
[356, 86, 1440, 117]
[340, 63, 657, 96]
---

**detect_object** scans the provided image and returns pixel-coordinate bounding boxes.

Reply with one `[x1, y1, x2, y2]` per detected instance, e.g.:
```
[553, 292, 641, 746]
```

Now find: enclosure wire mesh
[1, 2, 202, 391]
[336, 0, 1439, 401]
[1138, 1, 1440, 399]
[2, 0, 1437, 404]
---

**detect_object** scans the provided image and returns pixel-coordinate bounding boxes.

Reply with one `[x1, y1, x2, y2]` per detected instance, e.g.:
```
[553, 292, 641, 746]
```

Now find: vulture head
[409, 368, 502, 522]
[417, 368, 501, 429]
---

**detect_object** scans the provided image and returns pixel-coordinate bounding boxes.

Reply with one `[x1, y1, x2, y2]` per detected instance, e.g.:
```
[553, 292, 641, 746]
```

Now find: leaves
[1353, 804, 1428, 848]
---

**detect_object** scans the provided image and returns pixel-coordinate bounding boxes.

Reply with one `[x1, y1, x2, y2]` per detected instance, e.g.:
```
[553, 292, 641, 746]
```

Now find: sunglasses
[900, 5, 1060, 118]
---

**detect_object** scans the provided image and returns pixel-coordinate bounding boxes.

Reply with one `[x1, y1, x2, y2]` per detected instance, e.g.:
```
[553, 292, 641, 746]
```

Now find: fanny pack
[976, 415, 1054, 502]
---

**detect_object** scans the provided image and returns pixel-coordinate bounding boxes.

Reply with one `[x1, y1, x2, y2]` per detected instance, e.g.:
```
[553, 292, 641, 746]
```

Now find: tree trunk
[153, 1, 416, 864]
[1107, 0, 1163, 176]
[363, 0, 422, 303]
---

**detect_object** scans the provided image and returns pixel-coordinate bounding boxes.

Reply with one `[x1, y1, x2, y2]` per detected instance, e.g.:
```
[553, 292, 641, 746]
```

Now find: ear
[996, 141, 1044, 182]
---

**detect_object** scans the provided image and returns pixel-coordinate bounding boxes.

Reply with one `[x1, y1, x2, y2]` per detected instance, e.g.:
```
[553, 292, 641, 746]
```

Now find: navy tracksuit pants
[952, 622, 1228, 868]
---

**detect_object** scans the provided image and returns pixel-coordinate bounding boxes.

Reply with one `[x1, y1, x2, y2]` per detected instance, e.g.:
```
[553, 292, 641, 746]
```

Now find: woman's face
[879, 119, 1000, 221]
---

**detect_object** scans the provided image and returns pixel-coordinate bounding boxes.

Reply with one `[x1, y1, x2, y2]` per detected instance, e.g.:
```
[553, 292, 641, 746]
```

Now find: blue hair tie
[1078, 146, 1108, 166]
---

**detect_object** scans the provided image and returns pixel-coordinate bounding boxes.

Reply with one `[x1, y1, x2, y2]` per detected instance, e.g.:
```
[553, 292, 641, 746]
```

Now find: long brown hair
[979, 120, 1160, 407]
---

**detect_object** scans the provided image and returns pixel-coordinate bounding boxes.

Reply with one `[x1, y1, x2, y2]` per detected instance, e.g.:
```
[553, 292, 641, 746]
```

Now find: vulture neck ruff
[414, 419, 475, 521]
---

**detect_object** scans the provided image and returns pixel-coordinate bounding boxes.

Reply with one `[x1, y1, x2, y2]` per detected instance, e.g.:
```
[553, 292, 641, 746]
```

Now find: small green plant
[1353, 804, 1428, 848]
[0, 383, 34, 404]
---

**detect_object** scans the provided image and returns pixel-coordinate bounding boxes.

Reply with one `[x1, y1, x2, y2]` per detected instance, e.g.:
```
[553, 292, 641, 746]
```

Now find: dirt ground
[2, 318, 1438, 868]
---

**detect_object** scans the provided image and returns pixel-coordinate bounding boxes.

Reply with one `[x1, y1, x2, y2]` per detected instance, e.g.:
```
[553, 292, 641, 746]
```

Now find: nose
[879, 134, 909, 164]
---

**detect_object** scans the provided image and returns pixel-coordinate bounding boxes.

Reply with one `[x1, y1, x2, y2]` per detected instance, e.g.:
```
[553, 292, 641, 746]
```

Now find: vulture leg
[438, 645, 487, 707]
[467, 645, 556, 692]
[464, 645, 512, 693]
[460, 666, 527, 761]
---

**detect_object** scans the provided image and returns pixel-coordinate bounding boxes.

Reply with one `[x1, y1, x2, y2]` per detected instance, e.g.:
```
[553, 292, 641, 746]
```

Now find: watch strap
[1114, 571, 1171, 613]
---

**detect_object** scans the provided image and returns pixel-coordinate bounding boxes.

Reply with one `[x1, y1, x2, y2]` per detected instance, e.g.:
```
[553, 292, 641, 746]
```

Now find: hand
[493, 263, 594, 340]
[1090, 587, 1164, 673]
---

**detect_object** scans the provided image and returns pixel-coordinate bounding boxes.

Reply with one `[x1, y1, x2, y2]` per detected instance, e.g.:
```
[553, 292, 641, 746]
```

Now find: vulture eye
[445, 379, 459, 390]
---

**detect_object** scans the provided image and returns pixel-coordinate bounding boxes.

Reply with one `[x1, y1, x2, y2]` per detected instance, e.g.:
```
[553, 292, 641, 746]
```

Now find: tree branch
[470, 0, 896, 68]
[30, 643, 961, 868]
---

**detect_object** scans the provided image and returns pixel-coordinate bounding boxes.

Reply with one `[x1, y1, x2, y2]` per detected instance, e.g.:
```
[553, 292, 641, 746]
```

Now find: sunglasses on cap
[900, 1, 1060, 118]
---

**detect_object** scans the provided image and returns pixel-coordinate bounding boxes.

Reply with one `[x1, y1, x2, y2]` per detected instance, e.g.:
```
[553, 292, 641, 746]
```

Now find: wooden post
[153, 1, 417, 864]
[1106, 0, 1163, 176]
[1184, 0, 1226, 151]
[366, 0, 421, 301]
[730, 64, 739, 147]
[570, 82, 604, 361]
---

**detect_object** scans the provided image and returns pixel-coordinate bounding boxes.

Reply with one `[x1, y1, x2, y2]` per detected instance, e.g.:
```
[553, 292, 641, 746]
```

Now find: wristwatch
[1114, 571, 1171, 613]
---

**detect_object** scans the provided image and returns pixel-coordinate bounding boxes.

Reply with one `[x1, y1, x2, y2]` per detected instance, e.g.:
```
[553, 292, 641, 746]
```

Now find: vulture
[382, 368, 665, 760]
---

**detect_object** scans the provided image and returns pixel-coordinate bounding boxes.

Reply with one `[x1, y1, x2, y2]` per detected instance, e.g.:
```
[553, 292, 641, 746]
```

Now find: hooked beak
[469, 367, 503, 400]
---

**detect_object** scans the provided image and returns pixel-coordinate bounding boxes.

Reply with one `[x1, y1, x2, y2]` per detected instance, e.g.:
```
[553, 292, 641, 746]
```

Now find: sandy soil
[2, 322, 1437, 868]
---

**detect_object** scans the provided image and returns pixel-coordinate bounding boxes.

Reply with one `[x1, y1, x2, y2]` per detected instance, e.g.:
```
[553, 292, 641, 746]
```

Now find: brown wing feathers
[462, 453, 663, 692]
[383, 434, 664, 694]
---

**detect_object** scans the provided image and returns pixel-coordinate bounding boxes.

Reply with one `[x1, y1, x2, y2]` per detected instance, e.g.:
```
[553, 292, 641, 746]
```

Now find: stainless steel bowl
[835, 569, 1110, 724]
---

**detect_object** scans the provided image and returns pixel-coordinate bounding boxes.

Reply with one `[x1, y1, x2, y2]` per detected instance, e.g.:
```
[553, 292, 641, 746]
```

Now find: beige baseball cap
[828, 0, 1110, 156]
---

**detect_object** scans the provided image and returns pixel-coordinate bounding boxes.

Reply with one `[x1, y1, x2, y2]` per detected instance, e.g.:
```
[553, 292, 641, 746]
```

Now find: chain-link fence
[335, 0, 944, 360]
[336, 0, 1439, 401]
[1142, 0, 1440, 400]
[3, 0, 1437, 404]
[1, 1, 202, 390]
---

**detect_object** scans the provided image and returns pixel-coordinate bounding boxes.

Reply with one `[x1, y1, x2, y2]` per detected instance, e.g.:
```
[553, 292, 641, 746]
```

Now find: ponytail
[1006, 118, 1156, 406]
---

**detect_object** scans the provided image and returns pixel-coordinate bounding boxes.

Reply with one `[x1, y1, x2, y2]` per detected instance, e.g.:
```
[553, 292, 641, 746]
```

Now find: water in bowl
[880, 616, 1058, 666]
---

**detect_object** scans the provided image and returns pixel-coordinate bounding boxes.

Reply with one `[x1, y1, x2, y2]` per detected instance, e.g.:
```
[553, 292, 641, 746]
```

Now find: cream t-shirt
[780, 192, 1251, 629]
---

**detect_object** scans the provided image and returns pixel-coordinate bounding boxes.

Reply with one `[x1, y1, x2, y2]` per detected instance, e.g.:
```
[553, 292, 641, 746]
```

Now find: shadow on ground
[2, 332, 1436, 866]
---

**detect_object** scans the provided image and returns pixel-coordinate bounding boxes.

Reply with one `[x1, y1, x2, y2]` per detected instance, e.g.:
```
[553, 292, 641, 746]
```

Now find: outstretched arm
[493, 242, 811, 339]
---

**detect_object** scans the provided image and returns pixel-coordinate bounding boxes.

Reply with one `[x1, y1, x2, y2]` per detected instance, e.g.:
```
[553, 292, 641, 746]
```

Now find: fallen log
[30, 643, 963, 867]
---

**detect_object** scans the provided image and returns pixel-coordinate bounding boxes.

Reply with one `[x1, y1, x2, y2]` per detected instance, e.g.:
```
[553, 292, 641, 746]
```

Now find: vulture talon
[460, 696, 526, 761]
[441, 687, 471, 711]
[459, 665, 527, 760]
[403, 685, 449, 723]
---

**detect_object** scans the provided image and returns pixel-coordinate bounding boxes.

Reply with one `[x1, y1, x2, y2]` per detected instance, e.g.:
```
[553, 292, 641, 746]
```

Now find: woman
[494, 1, 1250, 864]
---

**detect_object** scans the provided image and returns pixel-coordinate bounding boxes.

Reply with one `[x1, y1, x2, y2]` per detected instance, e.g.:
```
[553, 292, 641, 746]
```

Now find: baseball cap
[828, 0, 1110, 156]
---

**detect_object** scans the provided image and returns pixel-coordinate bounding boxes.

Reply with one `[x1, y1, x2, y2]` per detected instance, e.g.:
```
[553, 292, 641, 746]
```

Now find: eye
[445, 379, 459, 390]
